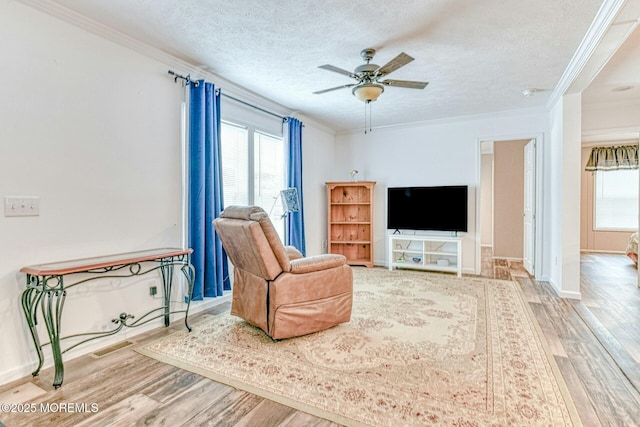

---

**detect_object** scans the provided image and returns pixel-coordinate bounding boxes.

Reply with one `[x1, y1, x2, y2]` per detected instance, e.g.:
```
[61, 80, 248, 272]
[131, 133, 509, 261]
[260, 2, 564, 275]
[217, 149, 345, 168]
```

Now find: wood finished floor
[1, 254, 639, 427]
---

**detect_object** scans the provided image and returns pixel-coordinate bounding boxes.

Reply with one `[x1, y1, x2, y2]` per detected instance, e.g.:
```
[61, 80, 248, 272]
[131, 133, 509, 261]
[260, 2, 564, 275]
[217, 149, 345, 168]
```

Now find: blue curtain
[284, 117, 306, 255]
[189, 80, 230, 300]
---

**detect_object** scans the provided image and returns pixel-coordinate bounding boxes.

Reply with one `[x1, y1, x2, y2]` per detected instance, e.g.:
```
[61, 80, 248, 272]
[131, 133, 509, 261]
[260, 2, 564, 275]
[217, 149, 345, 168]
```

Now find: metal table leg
[41, 287, 66, 388]
[159, 260, 174, 327]
[22, 275, 66, 388]
[21, 279, 45, 377]
[181, 262, 196, 332]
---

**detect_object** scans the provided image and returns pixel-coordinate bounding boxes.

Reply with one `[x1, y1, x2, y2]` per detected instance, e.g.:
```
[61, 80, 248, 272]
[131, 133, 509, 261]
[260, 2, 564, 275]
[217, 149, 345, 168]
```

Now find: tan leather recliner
[213, 205, 353, 339]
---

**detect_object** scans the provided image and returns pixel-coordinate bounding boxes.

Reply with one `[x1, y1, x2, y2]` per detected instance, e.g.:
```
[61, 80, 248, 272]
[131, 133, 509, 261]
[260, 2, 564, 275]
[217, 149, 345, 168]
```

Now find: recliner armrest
[284, 246, 304, 261]
[289, 254, 347, 274]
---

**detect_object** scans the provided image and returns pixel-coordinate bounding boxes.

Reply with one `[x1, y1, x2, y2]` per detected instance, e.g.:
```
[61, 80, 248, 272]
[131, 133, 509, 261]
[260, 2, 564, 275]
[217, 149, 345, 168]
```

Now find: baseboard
[547, 279, 582, 300]
[580, 249, 626, 254]
[0, 294, 231, 387]
[492, 256, 523, 262]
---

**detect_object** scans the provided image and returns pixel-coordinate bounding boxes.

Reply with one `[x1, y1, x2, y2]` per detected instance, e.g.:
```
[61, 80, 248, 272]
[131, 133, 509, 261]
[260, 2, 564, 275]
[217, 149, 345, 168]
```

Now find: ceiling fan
[313, 48, 429, 102]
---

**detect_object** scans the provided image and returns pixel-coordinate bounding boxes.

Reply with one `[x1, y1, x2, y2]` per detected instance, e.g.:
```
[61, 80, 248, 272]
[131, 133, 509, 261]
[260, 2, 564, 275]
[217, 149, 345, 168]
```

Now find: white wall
[582, 102, 640, 132]
[0, 0, 186, 385]
[334, 110, 550, 274]
[0, 1, 336, 386]
[548, 94, 582, 299]
[480, 153, 493, 246]
[296, 118, 337, 256]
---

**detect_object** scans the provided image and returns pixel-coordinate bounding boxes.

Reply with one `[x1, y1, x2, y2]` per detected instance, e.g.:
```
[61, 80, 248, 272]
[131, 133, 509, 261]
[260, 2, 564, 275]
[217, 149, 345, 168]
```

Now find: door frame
[523, 139, 536, 274]
[475, 132, 544, 278]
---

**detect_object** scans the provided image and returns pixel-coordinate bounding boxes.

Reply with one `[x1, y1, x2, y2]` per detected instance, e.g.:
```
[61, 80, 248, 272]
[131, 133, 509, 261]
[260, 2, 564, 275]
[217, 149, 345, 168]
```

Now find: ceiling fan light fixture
[352, 83, 384, 102]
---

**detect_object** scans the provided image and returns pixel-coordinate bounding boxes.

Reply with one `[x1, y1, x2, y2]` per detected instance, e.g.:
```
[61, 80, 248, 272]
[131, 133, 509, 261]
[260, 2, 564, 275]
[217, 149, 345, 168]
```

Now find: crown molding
[582, 97, 640, 110]
[18, 0, 185, 69]
[294, 114, 338, 135]
[15, 0, 336, 132]
[546, 0, 628, 109]
[581, 126, 640, 144]
[335, 106, 549, 136]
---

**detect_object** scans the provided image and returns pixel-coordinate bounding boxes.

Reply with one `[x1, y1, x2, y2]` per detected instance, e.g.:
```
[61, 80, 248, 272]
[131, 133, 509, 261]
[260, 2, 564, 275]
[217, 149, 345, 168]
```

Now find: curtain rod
[168, 70, 296, 122]
[168, 70, 199, 87]
[222, 92, 284, 120]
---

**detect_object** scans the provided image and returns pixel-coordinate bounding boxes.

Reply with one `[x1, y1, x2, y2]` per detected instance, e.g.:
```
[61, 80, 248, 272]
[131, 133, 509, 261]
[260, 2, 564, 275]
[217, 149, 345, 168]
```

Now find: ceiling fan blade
[313, 83, 356, 94]
[379, 79, 428, 89]
[318, 64, 356, 78]
[376, 52, 414, 76]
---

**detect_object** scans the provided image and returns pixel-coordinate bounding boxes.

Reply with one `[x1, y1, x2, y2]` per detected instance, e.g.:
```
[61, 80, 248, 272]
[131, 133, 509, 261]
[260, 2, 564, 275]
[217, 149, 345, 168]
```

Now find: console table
[388, 234, 462, 276]
[20, 247, 195, 389]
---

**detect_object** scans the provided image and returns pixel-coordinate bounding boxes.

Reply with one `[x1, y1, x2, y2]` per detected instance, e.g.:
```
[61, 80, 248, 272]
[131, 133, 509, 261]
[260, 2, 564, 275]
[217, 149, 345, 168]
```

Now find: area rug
[137, 268, 581, 426]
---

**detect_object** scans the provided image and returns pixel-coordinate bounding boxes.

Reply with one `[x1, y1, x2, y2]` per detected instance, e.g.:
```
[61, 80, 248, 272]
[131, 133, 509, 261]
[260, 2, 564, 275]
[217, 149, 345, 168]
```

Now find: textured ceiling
[582, 24, 640, 106]
[39, 0, 618, 131]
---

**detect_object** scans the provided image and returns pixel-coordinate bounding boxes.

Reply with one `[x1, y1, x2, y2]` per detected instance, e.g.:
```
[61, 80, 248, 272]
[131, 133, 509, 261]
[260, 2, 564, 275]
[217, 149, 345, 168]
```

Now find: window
[254, 131, 285, 215]
[594, 169, 639, 231]
[221, 121, 285, 238]
[221, 123, 249, 206]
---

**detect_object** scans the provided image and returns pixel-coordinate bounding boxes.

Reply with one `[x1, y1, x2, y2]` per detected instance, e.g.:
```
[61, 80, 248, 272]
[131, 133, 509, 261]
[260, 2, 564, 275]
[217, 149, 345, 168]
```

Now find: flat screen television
[387, 185, 468, 232]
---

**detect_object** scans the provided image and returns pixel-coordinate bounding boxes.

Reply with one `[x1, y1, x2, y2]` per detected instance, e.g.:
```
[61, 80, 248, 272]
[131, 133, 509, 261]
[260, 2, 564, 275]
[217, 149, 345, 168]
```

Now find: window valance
[585, 144, 638, 171]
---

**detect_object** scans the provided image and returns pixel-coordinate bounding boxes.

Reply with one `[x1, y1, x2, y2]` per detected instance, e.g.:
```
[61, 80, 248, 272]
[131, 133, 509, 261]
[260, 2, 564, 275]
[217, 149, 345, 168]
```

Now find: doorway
[478, 138, 536, 277]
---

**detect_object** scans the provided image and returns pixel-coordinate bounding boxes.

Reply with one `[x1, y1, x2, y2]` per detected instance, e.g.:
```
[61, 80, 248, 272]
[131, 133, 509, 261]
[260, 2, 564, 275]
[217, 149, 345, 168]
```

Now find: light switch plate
[4, 196, 40, 217]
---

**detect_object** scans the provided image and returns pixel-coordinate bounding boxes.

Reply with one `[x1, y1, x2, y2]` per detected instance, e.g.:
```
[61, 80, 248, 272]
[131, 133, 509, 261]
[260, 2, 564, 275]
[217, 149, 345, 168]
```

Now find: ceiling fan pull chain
[364, 102, 367, 134]
[363, 101, 372, 134]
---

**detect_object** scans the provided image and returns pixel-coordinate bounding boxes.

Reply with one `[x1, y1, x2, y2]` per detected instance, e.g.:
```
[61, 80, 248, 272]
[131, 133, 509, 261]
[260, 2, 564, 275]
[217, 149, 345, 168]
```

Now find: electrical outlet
[4, 196, 40, 217]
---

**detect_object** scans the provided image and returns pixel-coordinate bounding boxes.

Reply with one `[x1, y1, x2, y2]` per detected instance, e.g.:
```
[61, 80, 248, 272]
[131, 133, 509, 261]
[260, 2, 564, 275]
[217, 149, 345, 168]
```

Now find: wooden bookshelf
[326, 181, 375, 267]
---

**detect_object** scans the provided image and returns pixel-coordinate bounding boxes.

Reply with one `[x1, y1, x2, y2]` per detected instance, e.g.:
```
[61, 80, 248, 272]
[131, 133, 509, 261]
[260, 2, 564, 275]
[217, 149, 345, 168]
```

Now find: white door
[523, 139, 536, 274]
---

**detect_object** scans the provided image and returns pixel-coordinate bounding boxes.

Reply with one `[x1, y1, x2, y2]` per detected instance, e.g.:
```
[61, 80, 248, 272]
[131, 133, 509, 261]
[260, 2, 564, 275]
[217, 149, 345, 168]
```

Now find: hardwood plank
[582, 306, 640, 364]
[135, 378, 235, 426]
[553, 356, 601, 427]
[186, 389, 265, 425]
[0, 382, 46, 405]
[279, 411, 341, 427]
[549, 303, 640, 425]
[74, 393, 161, 427]
[527, 301, 569, 357]
[140, 367, 216, 403]
[233, 398, 299, 427]
[516, 276, 543, 304]
[0, 358, 178, 426]
[572, 302, 640, 375]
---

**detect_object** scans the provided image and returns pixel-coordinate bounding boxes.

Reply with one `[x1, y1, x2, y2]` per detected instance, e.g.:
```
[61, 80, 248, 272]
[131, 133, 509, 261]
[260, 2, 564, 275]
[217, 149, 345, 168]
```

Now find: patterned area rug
[137, 268, 581, 426]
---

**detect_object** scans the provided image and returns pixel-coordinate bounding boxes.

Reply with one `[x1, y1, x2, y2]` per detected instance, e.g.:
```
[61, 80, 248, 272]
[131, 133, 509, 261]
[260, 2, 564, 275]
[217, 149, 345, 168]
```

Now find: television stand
[388, 233, 462, 276]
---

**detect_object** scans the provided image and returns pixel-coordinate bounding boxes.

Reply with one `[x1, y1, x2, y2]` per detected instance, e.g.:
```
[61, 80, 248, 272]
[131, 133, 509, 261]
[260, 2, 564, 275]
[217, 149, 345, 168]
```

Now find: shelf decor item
[349, 169, 358, 181]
